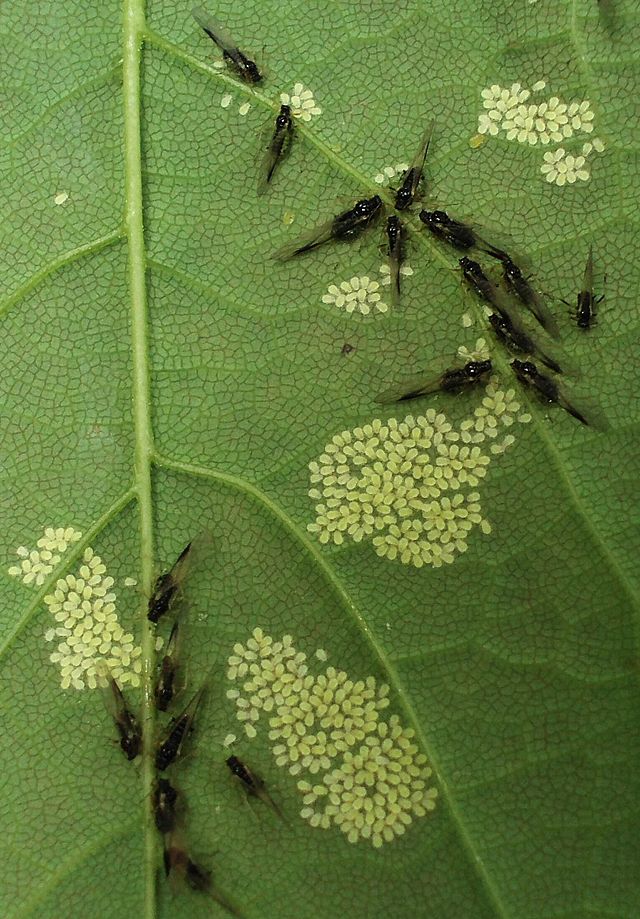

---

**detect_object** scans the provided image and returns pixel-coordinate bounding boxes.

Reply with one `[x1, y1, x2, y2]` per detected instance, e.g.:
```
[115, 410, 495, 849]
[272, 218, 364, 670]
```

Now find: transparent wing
[273, 218, 335, 260]
[375, 371, 442, 404]
[257, 115, 292, 194]
[192, 6, 238, 54]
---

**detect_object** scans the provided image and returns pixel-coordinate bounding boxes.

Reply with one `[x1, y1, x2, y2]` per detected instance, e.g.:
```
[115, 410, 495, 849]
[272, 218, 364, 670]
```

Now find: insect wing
[527, 289, 559, 339]
[154, 778, 179, 833]
[192, 7, 239, 55]
[333, 196, 382, 239]
[155, 621, 182, 711]
[274, 197, 381, 259]
[386, 216, 403, 304]
[258, 106, 293, 194]
[148, 532, 212, 623]
[102, 676, 141, 760]
[191, 7, 261, 82]
[459, 257, 507, 314]
[273, 218, 335, 260]
[375, 370, 444, 404]
[581, 244, 594, 299]
[507, 273, 560, 338]
[395, 121, 434, 210]
[420, 210, 477, 250]
[156, 681, 208, 770]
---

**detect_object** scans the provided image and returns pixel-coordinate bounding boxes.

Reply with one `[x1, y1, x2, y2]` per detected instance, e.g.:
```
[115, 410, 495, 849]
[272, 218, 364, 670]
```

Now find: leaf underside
[1, 1, 639, 917]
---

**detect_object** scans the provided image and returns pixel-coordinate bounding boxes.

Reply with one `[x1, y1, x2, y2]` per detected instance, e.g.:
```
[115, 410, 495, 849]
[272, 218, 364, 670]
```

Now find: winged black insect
[386, 215, 404, 304]
[164, 832, 242, 917]
[510, 359, 590, 425]
[148, 533, 210, 624]
[154, 777, 180, 834]
[419, 210, 479, 250]
[375, 359, 492, 404]
[226, 754, 286, 822]
[155, 681, 207, 771]
[459, 256, 511, 315]
[487, 313, 563, 374]
[563, 245, 603, 329]
[155, 622, 182, 712]
[394, 122, 434, 210]
[192, 6, 262, 84]
[148, 542, 192, 624]
[274, 196, 382, 259]
[102, 675, 141, 761]
[258, 104, 293, 193]
[484, 245, 559, 337]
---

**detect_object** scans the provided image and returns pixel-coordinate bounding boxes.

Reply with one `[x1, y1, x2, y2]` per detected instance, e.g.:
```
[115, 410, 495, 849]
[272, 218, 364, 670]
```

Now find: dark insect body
[459, 257, 510, 314]
[510, 359, 589, 425]
[419, 209, 478, 250]
[192, 6, 262, 83]
[386, 215, 404, 304]
[488, 313, 563, 374]
[259, 104, 293, 193]
[164, 834, 243, 917]
[226, 755, 286, 821]
[156, 683, 207, 771]
[394, 122, 434, 210]
[164, 839, 208, 887]
[375, 359, 492, 404]
[154, 778, 179, 833]
[103, 675, 141, 761]
[148, 540, 193, 623]
[569, 245, 602, 330]
[485, 245, 559, 337]
[155, 622, 181, 712]
[274, 196, 382, 259]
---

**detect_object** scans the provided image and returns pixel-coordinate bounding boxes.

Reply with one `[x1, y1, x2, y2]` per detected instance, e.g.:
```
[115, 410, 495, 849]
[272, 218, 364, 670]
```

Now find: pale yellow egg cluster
[298, 715, 438, 848]
[8, 526, 82, 586]
[478, 82, 596, 145]
[227, 628, 438, 847]
[279, 82, 322, 122]
[307, 383, 530, 568]
[43, 547, 144, 690]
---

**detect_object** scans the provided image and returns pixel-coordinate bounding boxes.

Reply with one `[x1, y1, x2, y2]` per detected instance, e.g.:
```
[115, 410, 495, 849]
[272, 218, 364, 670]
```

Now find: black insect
[419, 210, 478, 250]
[148, 541, 191, 623]
[341, 342, 355, 355]
[510, 359, 589, 425]
[258, 104, 293, 193]
[192, 6, 262, 84]
[155, 682, 207, 771]
[153, 778, 179, 834]
[155, 622, 182, 712]
[375, 359, 492, 404]
[564, 244, 603, 329]
[459, 257, 511, 315]
[485, 245, 559, 337]
[488, 313, 563, 374]
[164, 833, 242, 917]
[148, 539, 197, 624]
[226, 755, 286, 822]
[394, 122, 434, 210]
[274, 195, 383, 259]
[103, 675, 141, 761]
[386, 215, 404, 304]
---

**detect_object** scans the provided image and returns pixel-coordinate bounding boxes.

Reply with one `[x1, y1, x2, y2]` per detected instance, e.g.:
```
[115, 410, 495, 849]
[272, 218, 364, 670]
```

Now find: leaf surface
[1, 1, 639, 917]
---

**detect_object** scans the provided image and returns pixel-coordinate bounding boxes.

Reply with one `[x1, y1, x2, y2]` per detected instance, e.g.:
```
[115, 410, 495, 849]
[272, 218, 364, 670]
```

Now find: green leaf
[1, 0, 638, 917]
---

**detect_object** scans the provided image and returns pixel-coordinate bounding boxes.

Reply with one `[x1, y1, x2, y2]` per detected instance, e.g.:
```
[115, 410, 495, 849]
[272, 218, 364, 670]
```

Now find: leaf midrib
[122, 1, 157, 916]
